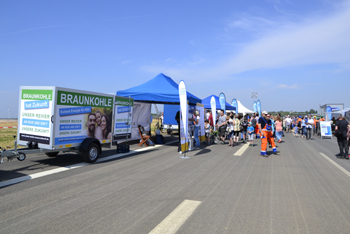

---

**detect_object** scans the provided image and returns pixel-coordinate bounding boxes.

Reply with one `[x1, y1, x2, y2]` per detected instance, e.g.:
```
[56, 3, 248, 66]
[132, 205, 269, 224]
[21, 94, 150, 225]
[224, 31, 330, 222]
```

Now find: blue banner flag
[219, 92, 226, 114]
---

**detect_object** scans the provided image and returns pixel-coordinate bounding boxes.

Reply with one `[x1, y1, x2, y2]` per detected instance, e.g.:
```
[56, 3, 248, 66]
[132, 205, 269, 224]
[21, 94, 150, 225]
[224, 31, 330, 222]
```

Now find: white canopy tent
[236, 100, 254, 116]
[226, 100, 255, 115]
[331, 108, 350, 120]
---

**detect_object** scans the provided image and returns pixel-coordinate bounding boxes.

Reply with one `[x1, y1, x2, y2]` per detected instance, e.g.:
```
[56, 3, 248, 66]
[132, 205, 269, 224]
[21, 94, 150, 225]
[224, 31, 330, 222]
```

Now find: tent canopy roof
[117, 73, 201, 105]
[202, 95, 236, 111]
[331, 108, 350, 114]
[237, 100, 254, 114]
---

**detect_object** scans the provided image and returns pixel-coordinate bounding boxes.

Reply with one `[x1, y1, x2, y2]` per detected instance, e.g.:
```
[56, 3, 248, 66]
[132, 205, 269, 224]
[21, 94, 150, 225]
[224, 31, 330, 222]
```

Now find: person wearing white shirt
[205, 110, 210, 120]
[306, 115, 314, 140]
[285, 115, 292, 133]
[228, 116, 234, 147]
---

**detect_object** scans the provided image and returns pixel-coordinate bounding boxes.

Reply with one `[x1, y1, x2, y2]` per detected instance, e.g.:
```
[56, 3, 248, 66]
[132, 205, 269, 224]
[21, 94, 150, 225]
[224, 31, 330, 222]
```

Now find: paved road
[1, 133, 350, 234]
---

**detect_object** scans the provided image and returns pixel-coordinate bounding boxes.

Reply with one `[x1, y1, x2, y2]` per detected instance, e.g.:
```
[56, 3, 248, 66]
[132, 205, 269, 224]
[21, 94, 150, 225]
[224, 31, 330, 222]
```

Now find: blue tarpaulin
[163, 104, 179, 125]
[117, 73, 202, 105]
[201, 95, 236, 111]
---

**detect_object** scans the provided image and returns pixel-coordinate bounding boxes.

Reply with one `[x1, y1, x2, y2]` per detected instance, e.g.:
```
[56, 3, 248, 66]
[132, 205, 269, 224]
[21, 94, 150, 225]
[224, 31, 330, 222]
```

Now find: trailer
[1, 86, 132, 164]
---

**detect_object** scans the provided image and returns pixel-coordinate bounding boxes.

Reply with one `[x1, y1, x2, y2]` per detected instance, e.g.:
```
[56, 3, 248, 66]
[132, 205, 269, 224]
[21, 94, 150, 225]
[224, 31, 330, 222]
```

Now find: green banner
[57, 91, 113, 108]
[115, 96, 134, 106]
[22, 89, 53, 101]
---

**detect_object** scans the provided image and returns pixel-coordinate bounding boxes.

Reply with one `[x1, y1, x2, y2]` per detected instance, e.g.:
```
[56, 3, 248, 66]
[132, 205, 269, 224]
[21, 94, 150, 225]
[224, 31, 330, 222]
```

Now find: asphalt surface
[1, 133, 350, 234]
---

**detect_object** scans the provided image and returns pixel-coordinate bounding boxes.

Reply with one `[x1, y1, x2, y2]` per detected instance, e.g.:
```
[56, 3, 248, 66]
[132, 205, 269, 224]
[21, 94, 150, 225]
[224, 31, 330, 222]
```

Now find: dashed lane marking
[234, 143, 250, 156]
[319, 152, 350, 178]
[149, 200, 202, 234]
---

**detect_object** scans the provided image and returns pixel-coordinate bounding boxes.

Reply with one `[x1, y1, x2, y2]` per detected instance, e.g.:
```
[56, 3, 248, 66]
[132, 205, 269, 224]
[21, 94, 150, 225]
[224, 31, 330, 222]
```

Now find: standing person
[233, 114, 240, 145]
[160, 112, 164, 125]
[306, 115, 314, 140]
[301, 116, 307, 138]
[228, 115, 234, 147]
[297, 116, 302, 135]
[255, 113, 260, 137]
[216, 111, 227, 144]
[193, 110, 200, 149]
[275, 116, 283, 143]
[271, 116, 276, 139]
[320, 115, 325, 121]
[175, 110, 181, 153]
[285, 115, 292, 133]
[205, 110, 210, 120]
[241, 117, 248, 142]
[332, 117, 336, 133]
[313, 116, 317, 135]
[251, 113, 257, 138]
[204, 119, 210, 145]
[335, 114, 349, 159]
[316, 117, 321, 136]
[247, 122, 255, 146]
[258, 112, 277, 156]
[208, 110, 214, 129]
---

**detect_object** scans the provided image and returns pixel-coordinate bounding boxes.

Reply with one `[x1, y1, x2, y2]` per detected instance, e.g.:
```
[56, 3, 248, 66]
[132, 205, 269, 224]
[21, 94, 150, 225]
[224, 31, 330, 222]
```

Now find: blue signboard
[219, 93, 226, 114]
[231, 99, 238, 113]
[257, 100, 261, 117]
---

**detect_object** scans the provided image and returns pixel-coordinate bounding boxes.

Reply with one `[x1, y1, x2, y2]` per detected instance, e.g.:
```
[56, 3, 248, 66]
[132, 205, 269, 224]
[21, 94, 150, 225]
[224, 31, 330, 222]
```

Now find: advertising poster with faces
[54, 90, 113, 146]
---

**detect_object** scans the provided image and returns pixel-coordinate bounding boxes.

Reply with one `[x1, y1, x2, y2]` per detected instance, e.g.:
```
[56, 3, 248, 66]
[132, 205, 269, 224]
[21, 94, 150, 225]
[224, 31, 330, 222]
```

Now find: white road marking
[149, 200, 201, 234]
[234, 143, 250, 156]
[0, 141, 179, 188]
[319, 153, 350, 178]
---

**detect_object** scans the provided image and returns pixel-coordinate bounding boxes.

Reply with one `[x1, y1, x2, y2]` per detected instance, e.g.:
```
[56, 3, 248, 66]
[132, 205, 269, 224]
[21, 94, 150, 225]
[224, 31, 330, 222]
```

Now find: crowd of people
[199, 110, 350, 158]
[175, 108, 350, 159]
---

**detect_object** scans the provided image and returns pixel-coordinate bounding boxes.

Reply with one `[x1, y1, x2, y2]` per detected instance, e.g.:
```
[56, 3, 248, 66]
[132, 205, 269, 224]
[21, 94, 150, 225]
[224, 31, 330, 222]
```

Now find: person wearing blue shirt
[247, 122, 255, 146]
[301, 116, 307, 138]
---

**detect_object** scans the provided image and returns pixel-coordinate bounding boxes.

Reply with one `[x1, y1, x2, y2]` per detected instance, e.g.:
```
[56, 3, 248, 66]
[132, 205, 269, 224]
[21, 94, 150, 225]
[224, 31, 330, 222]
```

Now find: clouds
[277, 84, 299, 89]
[142, 0, 350, 83]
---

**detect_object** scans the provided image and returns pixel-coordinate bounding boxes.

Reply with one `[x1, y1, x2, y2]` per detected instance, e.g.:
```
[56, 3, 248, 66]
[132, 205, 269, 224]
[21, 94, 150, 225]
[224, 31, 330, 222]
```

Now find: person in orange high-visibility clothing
[313, 116, 318, 135]
[258, 112, 277, 156]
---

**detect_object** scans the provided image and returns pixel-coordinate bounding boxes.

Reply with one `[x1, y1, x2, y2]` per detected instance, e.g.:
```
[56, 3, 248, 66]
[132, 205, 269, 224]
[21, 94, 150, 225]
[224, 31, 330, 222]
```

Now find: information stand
[320, 121, 332, 139]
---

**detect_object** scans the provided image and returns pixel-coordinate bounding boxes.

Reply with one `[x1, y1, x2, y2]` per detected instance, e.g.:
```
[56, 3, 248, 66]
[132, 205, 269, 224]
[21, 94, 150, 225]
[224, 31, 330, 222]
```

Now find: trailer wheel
[45, 152, 59, 157]
[82, 143, 99, 163]
[17, 152, 26, 161]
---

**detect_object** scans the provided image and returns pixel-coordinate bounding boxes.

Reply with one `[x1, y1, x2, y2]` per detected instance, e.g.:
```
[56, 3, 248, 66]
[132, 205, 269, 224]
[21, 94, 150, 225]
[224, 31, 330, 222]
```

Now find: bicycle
[0, 135, 26, 164]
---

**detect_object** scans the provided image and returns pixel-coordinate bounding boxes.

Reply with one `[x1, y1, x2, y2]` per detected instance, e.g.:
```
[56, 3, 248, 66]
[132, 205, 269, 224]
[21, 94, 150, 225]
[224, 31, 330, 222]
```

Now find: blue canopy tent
[202, 95, 236, 111]
[117, 73, 201, 104]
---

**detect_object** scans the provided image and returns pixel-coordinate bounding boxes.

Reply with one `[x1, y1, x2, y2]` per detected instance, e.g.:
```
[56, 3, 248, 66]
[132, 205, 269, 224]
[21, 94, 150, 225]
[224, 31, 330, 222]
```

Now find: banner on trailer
[211, 96, 216, 131]
[179, 81, 188, 151]
[113, 96, 133, 141]
[320, 121, 332, 139]
[219, 92, 226, 114]
[54, 90, 113, 145]
[19, 89, 53, 145]
[231, 99, 238, 114]
[253, 101, 257, 113]
[257, 100, 261, 117]
[197, 104, 205, 142]
[326, 106, 332, 121]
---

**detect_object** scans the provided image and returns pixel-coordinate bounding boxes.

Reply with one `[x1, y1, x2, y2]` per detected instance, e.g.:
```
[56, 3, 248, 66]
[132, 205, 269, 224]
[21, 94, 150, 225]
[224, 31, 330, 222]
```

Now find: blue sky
[1, 0, 349, 118]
